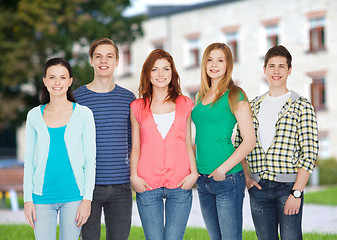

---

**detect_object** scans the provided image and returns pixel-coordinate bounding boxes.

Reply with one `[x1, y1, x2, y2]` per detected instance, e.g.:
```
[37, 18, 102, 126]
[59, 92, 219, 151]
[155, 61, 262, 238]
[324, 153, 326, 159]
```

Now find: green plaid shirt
[235, 91, 319, 181]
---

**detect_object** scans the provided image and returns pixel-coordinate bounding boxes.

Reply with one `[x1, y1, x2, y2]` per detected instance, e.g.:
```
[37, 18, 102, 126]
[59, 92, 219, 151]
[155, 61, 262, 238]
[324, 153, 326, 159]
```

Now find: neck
[47, 96, 72, 110]
[268, 87, 289, 97]
[152, 87, 169, 103]
[210, 78, 221, 93]
[88, 76, 115, 93]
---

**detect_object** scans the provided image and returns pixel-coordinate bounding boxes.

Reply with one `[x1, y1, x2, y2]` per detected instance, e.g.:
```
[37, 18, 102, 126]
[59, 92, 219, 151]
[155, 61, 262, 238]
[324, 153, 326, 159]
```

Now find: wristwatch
[291, 189, 302, 198]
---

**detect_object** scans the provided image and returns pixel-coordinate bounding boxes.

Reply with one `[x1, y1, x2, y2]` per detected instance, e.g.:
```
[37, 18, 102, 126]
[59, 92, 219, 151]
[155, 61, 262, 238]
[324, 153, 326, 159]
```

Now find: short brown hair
[264, 45, 292, 69]
[89, 38, 119, 60]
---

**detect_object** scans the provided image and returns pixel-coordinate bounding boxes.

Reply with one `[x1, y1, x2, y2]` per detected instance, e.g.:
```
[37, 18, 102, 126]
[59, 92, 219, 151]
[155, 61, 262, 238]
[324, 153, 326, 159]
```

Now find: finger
[75, 210, 80, 222]
[177, 180, 184, 187]
[208, 173, 213, 178]
[253, 181, 262, 190]
[144, 182, 152, 190]
[32, 208, 36, 222]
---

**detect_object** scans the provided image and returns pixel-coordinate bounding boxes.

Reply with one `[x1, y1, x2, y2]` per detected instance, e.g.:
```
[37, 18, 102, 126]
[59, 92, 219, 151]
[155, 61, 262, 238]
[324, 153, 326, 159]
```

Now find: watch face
[293, 190, 301, 198]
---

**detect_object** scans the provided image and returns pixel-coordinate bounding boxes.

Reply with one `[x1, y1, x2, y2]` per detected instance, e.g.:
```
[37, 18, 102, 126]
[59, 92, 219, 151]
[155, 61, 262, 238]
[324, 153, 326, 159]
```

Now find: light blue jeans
[136, 187, 192, 240]
[197, 170, 245, 240]
[34, 200, 82, 240]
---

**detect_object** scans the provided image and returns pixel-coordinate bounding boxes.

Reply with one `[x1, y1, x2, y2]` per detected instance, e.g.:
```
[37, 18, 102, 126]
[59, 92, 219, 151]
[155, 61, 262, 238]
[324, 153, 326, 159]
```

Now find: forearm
[293, 168, 311, 191]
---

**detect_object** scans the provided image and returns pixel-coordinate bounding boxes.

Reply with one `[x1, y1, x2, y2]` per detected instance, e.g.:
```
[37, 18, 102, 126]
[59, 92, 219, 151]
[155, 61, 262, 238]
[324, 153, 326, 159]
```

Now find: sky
[124, 0, 213, 16]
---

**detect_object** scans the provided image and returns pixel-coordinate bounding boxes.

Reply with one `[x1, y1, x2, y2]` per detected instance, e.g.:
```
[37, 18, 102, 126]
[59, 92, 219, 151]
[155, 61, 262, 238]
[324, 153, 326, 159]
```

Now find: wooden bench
[0, 167, 24, 211]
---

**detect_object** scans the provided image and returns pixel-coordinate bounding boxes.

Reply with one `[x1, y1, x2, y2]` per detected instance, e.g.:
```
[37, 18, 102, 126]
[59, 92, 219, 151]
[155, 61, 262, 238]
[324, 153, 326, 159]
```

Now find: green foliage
[1, 225, 337, 240]
[304, 185, 337, 205]
[317, 158, 337, 185]
[0, 0, 144, 128]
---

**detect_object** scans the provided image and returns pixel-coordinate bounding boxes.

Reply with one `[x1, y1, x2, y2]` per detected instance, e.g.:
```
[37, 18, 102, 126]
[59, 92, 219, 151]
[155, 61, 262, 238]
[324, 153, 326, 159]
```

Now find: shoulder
[75, 103, 93, 115]
[115, 85, 135, 99]
[27, 106, 42, 119]
[130, 98, 144, 108]
[73, 85, 87, 96]
[177, 95, 192, 105]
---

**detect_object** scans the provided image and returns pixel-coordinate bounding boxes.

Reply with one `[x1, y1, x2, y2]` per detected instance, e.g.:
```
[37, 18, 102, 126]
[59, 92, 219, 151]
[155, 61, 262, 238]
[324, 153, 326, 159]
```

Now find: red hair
[138, 49, 182, 106]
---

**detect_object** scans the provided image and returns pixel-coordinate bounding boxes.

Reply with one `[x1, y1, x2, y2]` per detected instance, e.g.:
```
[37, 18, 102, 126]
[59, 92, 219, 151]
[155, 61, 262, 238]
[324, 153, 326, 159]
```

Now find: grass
[304, 185, 337, 205]
[0, 225, 337, 240]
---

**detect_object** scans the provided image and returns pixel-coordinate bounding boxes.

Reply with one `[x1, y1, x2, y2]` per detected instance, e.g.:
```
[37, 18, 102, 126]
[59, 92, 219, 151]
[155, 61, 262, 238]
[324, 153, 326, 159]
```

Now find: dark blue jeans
[197, 170, 245, 240]
[81, 184, 132, 240]
[248, 180, 303, 240]
[136, 187, 192, 240]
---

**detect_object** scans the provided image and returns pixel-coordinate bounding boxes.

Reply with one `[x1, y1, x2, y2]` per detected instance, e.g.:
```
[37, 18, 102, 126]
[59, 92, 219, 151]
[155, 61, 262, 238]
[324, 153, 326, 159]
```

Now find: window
[310, 76, 326, 110]
[118, 45, 132, 77]
[266, 24, 279, 49]
[309, 17, 325, 52]
[152, 39, 165, 50]
[318, 132, 330, 159]
[185, 37, 200, 68]
[226, 32, 238, 62]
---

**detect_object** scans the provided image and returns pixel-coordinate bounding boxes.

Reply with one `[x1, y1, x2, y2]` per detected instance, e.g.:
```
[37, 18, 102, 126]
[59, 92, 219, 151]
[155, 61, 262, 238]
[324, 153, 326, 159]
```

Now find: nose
[211, 60, 216, 67]
[158, 69, 164, 77]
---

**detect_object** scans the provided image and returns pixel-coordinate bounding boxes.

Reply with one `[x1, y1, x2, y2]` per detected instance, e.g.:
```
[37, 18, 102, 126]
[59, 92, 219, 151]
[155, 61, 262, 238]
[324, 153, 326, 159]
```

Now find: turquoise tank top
[33, 103, 82, 204]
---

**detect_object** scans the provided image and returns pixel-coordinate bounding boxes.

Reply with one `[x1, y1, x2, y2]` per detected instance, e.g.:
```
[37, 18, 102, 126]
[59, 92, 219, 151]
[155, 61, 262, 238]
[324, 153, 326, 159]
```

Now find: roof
[147, 0, 242, 18]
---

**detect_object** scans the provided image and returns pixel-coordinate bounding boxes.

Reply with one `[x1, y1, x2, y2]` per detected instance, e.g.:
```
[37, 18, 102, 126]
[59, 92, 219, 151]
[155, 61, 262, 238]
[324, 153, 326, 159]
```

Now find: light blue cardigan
[23, 103, 96, 202]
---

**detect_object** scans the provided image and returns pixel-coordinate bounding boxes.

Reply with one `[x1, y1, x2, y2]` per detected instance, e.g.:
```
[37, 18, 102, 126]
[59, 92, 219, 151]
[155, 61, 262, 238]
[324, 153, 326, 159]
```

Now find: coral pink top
[130, 95, 193, 190]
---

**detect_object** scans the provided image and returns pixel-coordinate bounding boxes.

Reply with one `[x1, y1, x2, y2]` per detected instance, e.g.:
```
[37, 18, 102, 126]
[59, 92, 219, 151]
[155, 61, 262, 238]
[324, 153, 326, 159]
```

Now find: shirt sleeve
[296, 100, 319, 173]
[23, 110, 37, 202]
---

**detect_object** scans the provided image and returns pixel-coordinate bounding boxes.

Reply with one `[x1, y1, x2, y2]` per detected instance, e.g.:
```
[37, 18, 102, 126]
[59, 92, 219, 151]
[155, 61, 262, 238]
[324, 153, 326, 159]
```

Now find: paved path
[1, 189, 337, 234]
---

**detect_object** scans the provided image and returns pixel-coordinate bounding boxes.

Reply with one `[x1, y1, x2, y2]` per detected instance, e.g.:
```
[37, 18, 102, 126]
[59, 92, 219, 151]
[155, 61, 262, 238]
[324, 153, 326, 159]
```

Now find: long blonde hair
[197, 42, 247, 112]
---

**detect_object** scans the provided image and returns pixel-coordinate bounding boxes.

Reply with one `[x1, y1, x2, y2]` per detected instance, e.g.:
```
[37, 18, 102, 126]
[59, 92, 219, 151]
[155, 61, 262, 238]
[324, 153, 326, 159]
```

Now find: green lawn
[304, 185, 337, 205]
[0, 225, 337, 240]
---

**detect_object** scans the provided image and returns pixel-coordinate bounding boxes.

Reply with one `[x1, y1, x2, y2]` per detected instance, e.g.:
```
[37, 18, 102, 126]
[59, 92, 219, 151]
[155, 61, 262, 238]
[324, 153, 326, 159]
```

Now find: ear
[288, 66, 292, 75]
[90, 58, 94, 67]
[263, 66, 266, 75]
[43, 77, 47, 87]
[115, 58, 119, 67]
[69, 77, 73, 86]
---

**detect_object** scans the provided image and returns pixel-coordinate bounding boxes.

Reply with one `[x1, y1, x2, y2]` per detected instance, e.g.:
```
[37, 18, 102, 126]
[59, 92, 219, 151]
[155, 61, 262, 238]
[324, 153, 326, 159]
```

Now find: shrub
[316, 158, 337, 185]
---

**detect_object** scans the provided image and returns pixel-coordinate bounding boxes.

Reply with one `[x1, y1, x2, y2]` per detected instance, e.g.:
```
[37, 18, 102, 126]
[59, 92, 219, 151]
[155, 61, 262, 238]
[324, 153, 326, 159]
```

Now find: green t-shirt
[192, 90, 244, 174]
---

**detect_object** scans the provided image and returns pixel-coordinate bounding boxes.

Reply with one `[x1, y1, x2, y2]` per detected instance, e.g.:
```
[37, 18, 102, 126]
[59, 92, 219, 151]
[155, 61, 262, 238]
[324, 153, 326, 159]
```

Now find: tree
[0, 0, 144, 128]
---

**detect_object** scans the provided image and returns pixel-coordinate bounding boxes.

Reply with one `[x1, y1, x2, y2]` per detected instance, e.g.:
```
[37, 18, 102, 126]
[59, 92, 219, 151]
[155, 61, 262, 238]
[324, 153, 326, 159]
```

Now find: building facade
[115, 0, 337, 159]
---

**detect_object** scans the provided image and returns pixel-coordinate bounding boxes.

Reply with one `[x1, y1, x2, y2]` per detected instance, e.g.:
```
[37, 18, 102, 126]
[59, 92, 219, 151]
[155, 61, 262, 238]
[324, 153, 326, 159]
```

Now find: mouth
[156, 78, 167, 82]
[99, 66, 109, 70]
[52, 87, 63, 90]
[272, 76, 282, 80]
[209, 69, 220, 73]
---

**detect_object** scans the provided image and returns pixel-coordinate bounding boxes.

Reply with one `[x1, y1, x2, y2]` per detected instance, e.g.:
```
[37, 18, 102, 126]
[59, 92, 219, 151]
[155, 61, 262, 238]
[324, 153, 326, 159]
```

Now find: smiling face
[90, 44, 119, 78]
[43, 65, 73, 98]
[150, 58, 172, 91]
[264, 56, 292, 91]
[206, 49, 227, 82]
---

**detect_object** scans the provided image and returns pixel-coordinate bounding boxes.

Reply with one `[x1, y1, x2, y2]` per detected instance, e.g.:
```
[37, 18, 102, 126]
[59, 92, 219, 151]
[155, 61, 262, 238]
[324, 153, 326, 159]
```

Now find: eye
[219, 59, 224, 62]
[151, 68, 157, 71]
[108, 55, 113, 58]
[207, 58, 212, 62]
[164, 68, 170, 71]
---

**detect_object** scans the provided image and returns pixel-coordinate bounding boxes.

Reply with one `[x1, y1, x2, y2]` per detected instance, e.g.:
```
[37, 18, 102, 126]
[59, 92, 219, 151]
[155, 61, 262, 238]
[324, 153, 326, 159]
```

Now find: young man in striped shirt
[236, 45, 319, 240]
[74, 38, 135, 240]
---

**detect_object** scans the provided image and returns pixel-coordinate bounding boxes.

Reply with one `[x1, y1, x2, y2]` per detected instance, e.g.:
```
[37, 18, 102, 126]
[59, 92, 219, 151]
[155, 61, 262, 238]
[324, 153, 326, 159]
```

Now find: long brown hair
[138, 49, 182, 106]
[197, 43, 247, 112]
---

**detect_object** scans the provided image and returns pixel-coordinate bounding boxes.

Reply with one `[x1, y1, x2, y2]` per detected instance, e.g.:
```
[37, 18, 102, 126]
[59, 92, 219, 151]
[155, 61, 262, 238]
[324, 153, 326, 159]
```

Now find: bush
[316, 158, 337, 185]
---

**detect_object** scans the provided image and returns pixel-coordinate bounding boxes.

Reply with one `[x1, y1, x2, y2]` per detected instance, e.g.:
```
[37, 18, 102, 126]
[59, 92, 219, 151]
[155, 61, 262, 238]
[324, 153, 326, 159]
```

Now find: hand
[131, 175, 152, 193]
[245, 177, 262, 190]
[24, 201, 36, 229]
[284, 195, 301, 215]
[177, 173, 199, 190]
[75, 199, 91, 227]
[208, 167, 226, 181]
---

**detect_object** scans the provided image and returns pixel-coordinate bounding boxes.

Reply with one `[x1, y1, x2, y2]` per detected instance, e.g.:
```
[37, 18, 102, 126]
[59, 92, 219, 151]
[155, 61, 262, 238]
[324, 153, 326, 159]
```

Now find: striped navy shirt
[74, 84, 135, 185]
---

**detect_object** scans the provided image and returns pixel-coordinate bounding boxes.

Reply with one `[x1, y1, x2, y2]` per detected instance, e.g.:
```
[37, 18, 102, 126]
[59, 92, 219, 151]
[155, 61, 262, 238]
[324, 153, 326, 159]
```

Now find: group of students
[23, 37, 318, 240]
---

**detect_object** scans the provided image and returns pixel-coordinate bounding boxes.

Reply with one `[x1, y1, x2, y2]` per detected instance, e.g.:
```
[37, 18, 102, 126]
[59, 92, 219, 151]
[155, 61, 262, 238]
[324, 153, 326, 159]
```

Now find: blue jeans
[81, 184, 132, 240]
[248, 180, 303, 240]
[34, 200, 82, 240]
[136, 187, 192, 240]
[196, 170, 245, 240]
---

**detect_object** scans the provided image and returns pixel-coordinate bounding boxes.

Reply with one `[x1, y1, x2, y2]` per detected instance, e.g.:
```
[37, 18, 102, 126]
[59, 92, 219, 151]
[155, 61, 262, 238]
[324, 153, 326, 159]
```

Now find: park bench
[0, 167, 24, 211]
